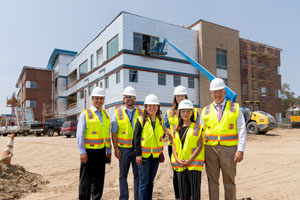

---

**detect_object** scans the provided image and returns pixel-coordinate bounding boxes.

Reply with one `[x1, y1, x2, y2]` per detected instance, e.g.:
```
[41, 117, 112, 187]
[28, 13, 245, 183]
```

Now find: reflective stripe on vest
[117, 138, 132, 145]
[202, 101, 239, 146]
[171, 122, 205, 172]
[84, 108, 111, 149]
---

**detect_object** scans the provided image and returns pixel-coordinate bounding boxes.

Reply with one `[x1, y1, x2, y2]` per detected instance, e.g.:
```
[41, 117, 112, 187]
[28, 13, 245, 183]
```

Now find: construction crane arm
[150, 38, 237, 102]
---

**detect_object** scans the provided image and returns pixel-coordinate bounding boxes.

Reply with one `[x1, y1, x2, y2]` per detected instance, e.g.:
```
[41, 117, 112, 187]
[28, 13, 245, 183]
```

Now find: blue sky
[0, 0, 299, 114]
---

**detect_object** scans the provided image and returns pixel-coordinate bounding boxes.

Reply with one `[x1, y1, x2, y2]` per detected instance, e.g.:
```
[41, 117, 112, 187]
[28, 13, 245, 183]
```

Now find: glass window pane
[107, 35, 119, 60]
[188, 77, 194, 88]
[116, 71, 120, 84]
[158, 74, 166, 85]
[79, 60, 88, 78]
[90, 54, 94, 70]
[105, 77, 109, 88]
[173, 75, 181, 86]
[129, 70, 138, 83]
[133, 33, 142, 54]
[97, 48, 103, 66]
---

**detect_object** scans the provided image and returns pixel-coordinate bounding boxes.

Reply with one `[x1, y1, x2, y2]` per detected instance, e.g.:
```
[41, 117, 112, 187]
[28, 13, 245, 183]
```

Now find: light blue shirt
[111, 106, 136, 134]
[76, 105, 111, 155]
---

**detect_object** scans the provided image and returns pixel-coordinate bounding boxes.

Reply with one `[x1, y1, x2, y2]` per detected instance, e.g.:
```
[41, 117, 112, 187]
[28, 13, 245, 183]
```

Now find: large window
[25, 81, 36, 88]
[216, 49, 227, 70]
[188, 77, 195, 88]
[90, 54, 94, 70]
[129, 70, 138, 83]
[133, 33, 159, 55]
[89, 84, 96, 96]
[116, 71, 120, 84]
[173, 75, 181, 87]
[79, 60, 88, 79]
[25, 100, 36, 108]
[158, 74, 166, 86]
[107, 35, 119, 60]
[97, 47, 103, 66]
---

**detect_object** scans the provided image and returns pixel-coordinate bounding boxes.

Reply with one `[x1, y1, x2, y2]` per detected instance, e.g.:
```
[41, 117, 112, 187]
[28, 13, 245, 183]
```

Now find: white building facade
[48, 12, 200, 119]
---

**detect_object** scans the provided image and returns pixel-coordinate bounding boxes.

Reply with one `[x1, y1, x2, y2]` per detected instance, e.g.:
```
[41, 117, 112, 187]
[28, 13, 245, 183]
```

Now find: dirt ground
[0, 128, 299, 200]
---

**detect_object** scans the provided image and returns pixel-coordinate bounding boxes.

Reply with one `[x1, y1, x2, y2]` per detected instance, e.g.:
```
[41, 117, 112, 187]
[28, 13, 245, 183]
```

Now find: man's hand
[80, 153, 88, 163]
[114, 147, 122, 160]
[106, 154, 112, 164]
[234, 151, 244, 163]
[136, 156, 143, 165]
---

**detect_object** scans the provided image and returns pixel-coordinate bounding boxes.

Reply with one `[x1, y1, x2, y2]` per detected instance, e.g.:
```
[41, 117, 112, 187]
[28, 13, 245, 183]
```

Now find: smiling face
[123, 95, 136, 108]
[180, 109, 193, 121]
[211, 88, 226, 104]
[175, 95, 186, 104]
[92, 96, 105, 110]
[145, 104, 158, 116]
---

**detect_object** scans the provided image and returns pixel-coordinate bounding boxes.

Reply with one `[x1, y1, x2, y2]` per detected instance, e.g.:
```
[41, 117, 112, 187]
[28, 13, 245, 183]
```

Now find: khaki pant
[205, 145, 237, 200]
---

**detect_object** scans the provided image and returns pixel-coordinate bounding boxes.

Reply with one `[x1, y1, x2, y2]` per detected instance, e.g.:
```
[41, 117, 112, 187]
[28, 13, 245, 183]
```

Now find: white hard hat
[144, 94, 159, 105]
[210, 78, 226, 91]
[173, 85, 187, 95]
[91, 87, 105, 97]
[178, 99, 193, 110]
[123, 86, 136, 97]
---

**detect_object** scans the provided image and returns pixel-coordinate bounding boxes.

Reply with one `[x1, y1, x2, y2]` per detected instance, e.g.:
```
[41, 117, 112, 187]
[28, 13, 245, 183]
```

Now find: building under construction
[240, 38, 282, 120]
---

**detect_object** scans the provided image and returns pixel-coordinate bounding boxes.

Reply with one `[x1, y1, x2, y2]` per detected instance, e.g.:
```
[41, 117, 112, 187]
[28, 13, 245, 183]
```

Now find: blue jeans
[138, 156, 159, 200]
[119, 147, 139, 200]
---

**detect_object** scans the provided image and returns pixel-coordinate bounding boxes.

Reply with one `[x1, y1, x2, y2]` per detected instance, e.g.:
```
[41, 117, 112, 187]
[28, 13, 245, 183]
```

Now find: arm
[234, 107, 247, 163]
[163, 113, 172, 138]
[76, 111, 88, 163]
[111, 114, 121, 159]
[184, 130, 204, 166]
[134, 119, 143, 165]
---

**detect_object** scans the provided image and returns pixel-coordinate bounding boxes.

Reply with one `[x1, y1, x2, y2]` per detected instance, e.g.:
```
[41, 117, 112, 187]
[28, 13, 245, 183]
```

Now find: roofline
[16, 66, 53, 87]
[239, 38, 283, 51]
[47, 48, 77, 70]
[187, 19, 239, 32]
[73, 11, 195, 61]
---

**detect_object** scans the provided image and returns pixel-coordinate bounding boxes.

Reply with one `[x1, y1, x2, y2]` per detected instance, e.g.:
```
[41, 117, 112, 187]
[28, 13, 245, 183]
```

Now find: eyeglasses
[124, 96, 135, 99]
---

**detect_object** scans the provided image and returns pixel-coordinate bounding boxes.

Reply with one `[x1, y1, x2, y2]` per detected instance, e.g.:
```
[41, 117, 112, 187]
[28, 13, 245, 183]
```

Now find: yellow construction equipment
[290, 116, 300, 128]
[242, 101, 277, 134]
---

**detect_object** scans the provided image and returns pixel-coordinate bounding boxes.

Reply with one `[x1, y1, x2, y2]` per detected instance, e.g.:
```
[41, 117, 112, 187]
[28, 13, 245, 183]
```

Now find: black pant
[177, 170, 202, 200]
[79, 148, 106, 200]
[168, 145, 180, 199]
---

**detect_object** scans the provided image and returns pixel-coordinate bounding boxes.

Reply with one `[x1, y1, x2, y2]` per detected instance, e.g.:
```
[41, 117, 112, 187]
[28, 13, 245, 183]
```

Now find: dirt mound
[0, 163, 49, 200]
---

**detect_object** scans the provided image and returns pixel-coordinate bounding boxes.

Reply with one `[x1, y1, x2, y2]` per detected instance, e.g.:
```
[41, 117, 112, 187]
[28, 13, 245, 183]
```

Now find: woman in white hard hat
[134, 94, 165, 200]
[164, 85, 200, 200]
[171, 99, 204, 200]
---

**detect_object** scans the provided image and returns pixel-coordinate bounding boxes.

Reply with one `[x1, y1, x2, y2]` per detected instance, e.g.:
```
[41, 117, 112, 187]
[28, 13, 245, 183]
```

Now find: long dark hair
[176, 110, 195, 132]
[143, 105, 162, 125]
[171, 95, 188, 116]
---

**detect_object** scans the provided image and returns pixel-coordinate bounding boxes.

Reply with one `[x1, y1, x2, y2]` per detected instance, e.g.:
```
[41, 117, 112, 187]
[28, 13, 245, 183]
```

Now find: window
[25, 81, 36, 88]
[216, 49, 227, 70]
[97, 47, 103, 66]
[105, 77, 109, 88]
[275, 66, 280, 75]
[116, 71, 120, 84]
[241, 58, 247, 66]
[261, 87, 267, 97]
[129, 70, 138, 83]
[242, 84, 248, 95]
[89, 84, 96, 96]
[79, 60, 88, 79]
[275, 89, 281, 98]
[80, 90, 84, 99]
[107, 35, 119, 60]
[188, 77, 195, 88]
[25, 100, 36, 108]
[90, 54, 94, 70]
[158, 74, 166, 86]
[133, 33, 159, 55]
[173, 75, 181, 86]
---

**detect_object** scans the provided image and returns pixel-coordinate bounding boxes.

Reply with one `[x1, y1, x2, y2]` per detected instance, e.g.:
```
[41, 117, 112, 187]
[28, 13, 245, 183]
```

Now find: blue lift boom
[149, 38, 237, 102]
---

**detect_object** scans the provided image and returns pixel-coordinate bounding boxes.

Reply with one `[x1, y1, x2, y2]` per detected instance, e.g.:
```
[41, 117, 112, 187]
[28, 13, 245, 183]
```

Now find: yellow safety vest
[115, 107, 143, 148]
[201, 101, 239, 146]
[84, 107, 111, 149]
[167, 108, 200, 146]
[138, 116, 164, 158]
[171, 122, 205, 172]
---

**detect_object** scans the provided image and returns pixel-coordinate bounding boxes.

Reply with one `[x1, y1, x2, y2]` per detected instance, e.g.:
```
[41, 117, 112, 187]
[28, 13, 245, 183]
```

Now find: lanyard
[125, 109, 135, 127]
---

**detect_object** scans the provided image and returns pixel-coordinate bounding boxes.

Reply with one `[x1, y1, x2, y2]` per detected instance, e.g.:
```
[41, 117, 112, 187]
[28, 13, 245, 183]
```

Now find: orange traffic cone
[1, 133, 15, 164]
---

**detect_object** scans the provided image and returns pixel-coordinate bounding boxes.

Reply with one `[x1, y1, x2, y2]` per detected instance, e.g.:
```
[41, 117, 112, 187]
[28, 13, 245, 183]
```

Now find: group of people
[76, 78, 247, 200]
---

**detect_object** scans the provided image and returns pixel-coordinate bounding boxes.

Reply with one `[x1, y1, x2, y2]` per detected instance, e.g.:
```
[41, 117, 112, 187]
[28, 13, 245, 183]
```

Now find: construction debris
[0, 163, 49, 200]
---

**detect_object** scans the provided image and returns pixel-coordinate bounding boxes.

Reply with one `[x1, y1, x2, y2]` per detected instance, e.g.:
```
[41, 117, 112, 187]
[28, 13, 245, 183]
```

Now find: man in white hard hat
[76, 87, 111, 200]
[200, 78, 246, 200]
[111, 86, 143, 200]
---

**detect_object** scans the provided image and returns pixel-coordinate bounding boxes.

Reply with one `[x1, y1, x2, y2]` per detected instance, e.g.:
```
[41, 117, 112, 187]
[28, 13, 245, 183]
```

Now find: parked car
[31, 118, 65, 137]
[61, 121, 77, 138]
